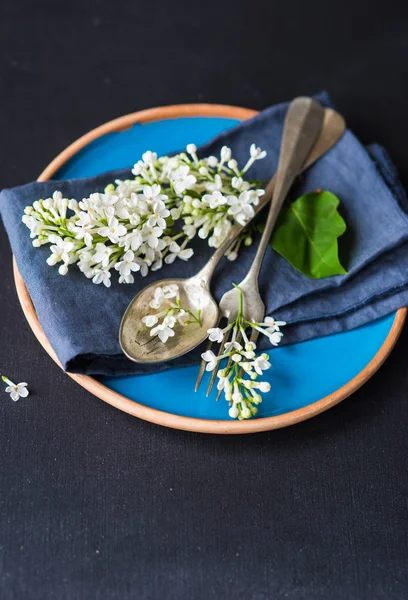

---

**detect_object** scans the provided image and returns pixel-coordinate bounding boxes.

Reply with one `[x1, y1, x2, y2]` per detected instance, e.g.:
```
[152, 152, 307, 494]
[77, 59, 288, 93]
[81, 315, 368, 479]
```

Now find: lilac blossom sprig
[201, 286, 286, 420]
[23, 144, 266, 286]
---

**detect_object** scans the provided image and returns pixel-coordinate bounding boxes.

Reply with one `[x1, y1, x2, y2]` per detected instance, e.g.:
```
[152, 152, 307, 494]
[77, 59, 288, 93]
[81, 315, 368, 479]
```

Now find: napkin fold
[1, 93, 408, 376]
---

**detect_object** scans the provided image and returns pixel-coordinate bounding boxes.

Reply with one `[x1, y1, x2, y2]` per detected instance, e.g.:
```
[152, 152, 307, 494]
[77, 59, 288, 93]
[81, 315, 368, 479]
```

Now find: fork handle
[241, 97, 324, 285]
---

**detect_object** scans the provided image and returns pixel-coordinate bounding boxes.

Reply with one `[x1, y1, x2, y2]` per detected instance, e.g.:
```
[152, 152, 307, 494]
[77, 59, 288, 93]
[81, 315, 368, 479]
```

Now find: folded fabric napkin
[1, 93, 408, 376]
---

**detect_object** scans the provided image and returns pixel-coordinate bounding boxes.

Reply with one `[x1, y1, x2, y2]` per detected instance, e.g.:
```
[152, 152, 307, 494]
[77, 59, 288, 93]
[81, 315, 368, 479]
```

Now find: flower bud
[221, 146, 232, 162]
[229, 405, 239, 419]
[244, 236, 252, 246]
[251, 392, 262, 404]
[68, 199, 78, 211]
[232, 390, 243, 403]
[58, 264, 69, 276]
[241, 405, 251, 419]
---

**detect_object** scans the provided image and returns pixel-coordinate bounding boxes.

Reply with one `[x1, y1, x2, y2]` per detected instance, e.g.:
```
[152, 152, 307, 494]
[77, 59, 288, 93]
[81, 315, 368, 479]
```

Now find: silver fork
[195, 97, 325, 397]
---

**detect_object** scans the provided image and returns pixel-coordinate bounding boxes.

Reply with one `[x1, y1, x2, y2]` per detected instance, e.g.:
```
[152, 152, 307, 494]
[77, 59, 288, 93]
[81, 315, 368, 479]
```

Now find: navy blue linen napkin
[1, 95, 408, 375]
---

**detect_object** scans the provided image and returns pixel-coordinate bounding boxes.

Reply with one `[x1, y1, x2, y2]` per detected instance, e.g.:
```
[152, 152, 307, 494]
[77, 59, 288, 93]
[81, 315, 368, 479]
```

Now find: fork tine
[249, 327, 260, 346]
[214, 330, 243, 400]
[195, 316, 222, 392]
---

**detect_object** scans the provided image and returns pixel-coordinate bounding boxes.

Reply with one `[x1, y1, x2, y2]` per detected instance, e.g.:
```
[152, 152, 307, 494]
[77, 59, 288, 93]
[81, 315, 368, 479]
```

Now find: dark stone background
[1, 1, 407, 598]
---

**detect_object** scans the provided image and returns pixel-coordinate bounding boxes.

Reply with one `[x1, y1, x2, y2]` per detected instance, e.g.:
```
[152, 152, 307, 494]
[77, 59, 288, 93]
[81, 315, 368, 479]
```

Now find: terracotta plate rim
[12, 103, 407, 434]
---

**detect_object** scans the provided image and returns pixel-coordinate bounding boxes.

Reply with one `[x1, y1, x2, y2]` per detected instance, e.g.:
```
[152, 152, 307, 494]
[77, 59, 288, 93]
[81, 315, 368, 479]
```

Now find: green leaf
[270, 190, 347, 279]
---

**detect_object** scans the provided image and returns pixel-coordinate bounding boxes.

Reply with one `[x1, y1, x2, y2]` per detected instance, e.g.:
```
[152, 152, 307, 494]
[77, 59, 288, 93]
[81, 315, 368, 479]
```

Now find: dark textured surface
[1, 1, 408, 599]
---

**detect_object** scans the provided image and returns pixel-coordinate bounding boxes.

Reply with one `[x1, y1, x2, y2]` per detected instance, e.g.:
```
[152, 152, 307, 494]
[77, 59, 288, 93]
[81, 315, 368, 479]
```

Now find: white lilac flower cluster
[201, 289, 285, 420]
[22, 144, 266, 286]
[142, 284, 203, 343]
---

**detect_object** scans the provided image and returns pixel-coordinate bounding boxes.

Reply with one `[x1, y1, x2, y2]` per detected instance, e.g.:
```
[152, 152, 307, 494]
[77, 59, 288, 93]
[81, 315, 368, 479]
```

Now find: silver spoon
[120, 104, 345, 364]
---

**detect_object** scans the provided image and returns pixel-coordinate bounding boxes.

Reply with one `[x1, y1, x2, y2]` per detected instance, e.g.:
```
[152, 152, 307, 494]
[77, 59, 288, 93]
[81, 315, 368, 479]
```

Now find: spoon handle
[195, 105, 344, 285]
[241, 97, 324, 285]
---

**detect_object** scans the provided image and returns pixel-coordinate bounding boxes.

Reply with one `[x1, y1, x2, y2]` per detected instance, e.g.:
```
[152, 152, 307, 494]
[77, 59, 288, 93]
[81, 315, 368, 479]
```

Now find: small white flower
[22, 215, 44, 237]
[201, 350, 218, 371]
[142, 315, 159, 327]
[143, 184, 163, 204]
[263, 317, 286, 332]
[143, 226, 163, 249]
[224, 341, 243, 352]
[98, 216, 127, 243]
[202, 190, 227, 209]
[162, 284, 179, 299]
[186, 143, 197, 154]
[151, 258, 163, 271]
[91, 193, 118, 212]
[93, 243, 113, 268]
[150, 315, 176, 343]
[132, 160, 145, 176]
[231, 176, 250, 191]
[252, 355, 271, 375]
[227, 191, 255, 225]
[72, 212, 95, 246]
[147, 201, 170, 229]
[231, 353, 242, 363]
[205, 174, 223, 192]
[220, 146, 232, 162]
[164, 242, 194, 264]
[163, 314, 177, 328]
[92, 269, 111, 288]
[171, 166, 197, 195]
[114, 250, 141, 277]
[134, 257, 149, 277]
[142, 151, 157, 165]
[207, 327, 224, 343]
[2, 377, 29, 402]
[217, 376, 230, 391]
[119, 273, 135, 284]
[267, 331, 283, 346]
[250, 144, 267, 160]
[258, 381, 271, 393]
[123, 230, 143, 252]
[46, 236, 74, 266]
[150, 287, 165, 309]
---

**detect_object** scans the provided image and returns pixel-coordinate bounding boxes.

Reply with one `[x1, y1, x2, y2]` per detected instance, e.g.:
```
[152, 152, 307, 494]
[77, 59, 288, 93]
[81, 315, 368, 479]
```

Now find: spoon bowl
[119, 275, 218, 363]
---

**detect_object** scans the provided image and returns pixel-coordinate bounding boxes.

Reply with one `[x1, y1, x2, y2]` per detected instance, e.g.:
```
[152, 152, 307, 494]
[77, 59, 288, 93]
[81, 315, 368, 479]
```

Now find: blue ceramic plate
[41, 106, 401, 431]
